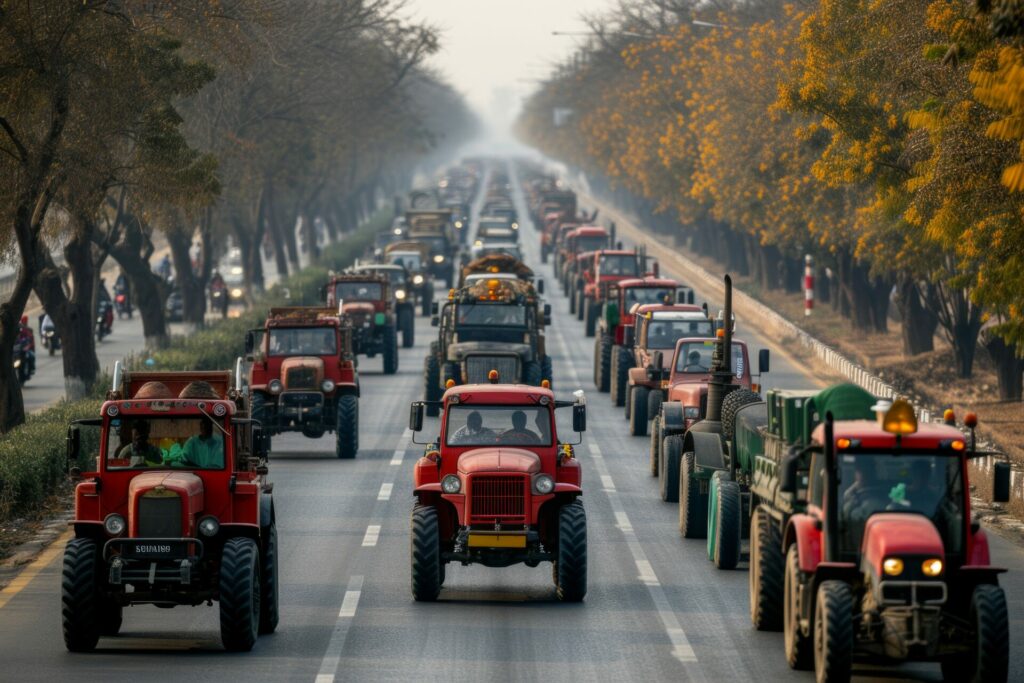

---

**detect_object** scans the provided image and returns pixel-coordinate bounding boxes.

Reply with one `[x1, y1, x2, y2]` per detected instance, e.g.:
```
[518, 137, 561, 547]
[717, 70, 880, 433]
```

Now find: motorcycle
[13, 335, 35, 384]
[41, 325, 60, 355]
[210, 287, 229, 319]
[114, 291, 132, 319]
[96, 301, 114, 341]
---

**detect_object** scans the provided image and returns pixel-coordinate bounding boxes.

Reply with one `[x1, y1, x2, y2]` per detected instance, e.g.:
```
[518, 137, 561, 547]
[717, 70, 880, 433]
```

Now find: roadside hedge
[0, 207, 391, 527]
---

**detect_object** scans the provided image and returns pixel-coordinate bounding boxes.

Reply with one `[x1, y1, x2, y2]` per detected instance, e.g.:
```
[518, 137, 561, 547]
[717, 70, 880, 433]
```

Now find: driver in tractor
[648, 321, 675, 349]
[682, 348, 709, 373]
[841, 461, 888, 525]
[166, 416, 224, 468]
[499, 410, 542, 445]
[450, 410, 494, 444]
[116, 420, 163, 468]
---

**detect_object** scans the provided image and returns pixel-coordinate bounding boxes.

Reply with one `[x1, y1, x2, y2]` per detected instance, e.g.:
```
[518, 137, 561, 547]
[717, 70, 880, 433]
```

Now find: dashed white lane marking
[377, 482, 393, 501]
[315, 575, 365, 682]
[361, 525, 381, 547]
[389, 429, 411, 465]
[551, 313, 698, 665]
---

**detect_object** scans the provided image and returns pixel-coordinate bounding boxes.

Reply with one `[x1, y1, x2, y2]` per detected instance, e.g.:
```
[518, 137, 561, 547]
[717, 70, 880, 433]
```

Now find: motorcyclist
[16, 315, 36, 377]
[40, 312, 59, 354]
[96, 278, 114, 338]
[209, 270, 228, 318]
[156, 254, 172, 281]
[114, 272, 132, 319]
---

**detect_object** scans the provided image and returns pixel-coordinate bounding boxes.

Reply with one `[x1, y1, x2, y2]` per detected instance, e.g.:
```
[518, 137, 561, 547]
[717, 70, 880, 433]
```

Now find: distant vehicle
[470, 242, 522, 262]
[165, 287, 184, 322]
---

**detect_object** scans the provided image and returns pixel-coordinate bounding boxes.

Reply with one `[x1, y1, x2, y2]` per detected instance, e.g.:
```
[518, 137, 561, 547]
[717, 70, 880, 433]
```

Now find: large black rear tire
[555, 502, 587, 602]
[679, 452, 707, 538]
[584, 301, 597, 336]
[411, 505, 442, 602]
[335, 395, 358, 459]
[722, 388, 762, 445]
[750, 505, 784, 631]
[612, 346, 631, 407]
[712, 474, 741, 569]
[630, 386, 649, 436]
[649, 414, 661, 476]
[61, 538, 103, 652]
[785, 545, 813, 670]
[647, 390, 663, 426]
[941, 584, 1009, 683]
[219, 537, 261, 652]
[596, 336, 611, 392]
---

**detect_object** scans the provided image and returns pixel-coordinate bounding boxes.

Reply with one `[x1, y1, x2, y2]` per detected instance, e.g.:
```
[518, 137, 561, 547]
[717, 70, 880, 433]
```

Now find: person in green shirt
[174, 417, 224, 468]
[117, 421, 164, 467]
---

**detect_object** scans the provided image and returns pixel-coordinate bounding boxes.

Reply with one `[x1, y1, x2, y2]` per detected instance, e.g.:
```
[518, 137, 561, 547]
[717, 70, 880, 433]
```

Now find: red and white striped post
[804, 254, 814, 317]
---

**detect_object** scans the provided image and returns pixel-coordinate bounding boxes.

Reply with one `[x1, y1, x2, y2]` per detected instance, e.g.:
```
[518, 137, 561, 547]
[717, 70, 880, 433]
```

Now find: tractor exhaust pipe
[705, 275, 735, 423]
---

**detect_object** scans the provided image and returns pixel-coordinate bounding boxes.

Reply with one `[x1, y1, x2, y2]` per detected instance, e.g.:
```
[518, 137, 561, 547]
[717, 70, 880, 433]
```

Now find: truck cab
[63, 365, 276, 652]
[324, 273, 399, 375]
[406, 209, 457, 287]
[349, 263, 416, 348]
[384, 241, 435, 317]
[407, 383, 587, 602]
[246, 306, 359, 458]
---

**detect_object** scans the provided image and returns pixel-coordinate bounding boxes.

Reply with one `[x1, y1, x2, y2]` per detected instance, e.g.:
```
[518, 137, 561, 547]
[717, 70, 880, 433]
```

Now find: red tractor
[622, 304, 714, 436]
[650, 331, 767, 501]
[245, 306, 359, 459]
[573, 249, 644, 336]
[593, 277, 693, 396]
[407, 380, 588, 602]
[776, 402, 1011, 682]
[557, 226, 609, 295]
[325, 273, 399, 375]
[63, 363, 276, 652]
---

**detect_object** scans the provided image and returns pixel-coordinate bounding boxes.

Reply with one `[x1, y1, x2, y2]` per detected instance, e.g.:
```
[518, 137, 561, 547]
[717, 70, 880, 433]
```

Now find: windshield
[624, 287, 675, 307]
[574, 235, 607, 252]
[389, 253, 422, 271]
[837, 453, 964, 558]
[675, 341, 746, 377]
[106, 416, 226, 470]
[334, 282, 382, 301]
[268, 327, 337, 356]
[646, 319, 714, 348]
[446, 405, 553, 446]
[477, 246, 522, 261]
[599, 254, 639, 276]
[362, 269, 405, 286]
[457, 304, 526, 327]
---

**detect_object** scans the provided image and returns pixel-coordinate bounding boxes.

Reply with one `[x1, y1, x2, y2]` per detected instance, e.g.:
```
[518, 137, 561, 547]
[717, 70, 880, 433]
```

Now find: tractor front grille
[285, 367, 317, 390]
[138, 494, 182, 537]
[468, 475, 526, 522]
[465, 355, 519, 384]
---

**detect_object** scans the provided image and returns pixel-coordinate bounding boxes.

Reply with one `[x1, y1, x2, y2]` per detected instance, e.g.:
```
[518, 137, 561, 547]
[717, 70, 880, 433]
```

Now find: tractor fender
[968, 525, 993, 566]
[222, 522, 261, 541]
[686, 430, 726, 476]
[414, 482, 443, 495]
[337, 382, 360, 397]
[661, 401, 686, 435]
[553, 483, 582, 494]
[627, 366, 648, 387]
[783, 513, 822, 573]
[72, 520, 105, 540]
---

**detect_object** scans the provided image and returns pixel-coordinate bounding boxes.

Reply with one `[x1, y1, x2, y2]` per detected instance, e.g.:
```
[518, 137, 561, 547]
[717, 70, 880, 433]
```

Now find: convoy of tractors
[52, 159, 1012, 682]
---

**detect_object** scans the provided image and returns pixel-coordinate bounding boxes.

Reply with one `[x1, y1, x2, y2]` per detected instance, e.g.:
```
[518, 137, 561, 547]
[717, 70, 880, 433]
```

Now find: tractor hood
[127, 471, 204, 537]
[861, 513, 945, 576]
[280, 357, 324, 389]
[457, 448, 542, 475]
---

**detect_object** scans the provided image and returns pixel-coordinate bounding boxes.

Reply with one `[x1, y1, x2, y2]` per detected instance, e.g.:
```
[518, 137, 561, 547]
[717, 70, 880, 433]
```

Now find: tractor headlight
[395, 289, 407, 300]
[433, 254, 445, 264]
[882, 557, 904, 576]
[511, 222, 519, 230]
[413, 275, 424, 285]
[441, 475, 461, 494]
[198, 516, 220, 537]
[104, 513, 126, 536]
[684, 407, 700, 419]
[321, 379, 335, 392]
[921, 558, 944, 577]
[455, 221, 464, 228]
[533, 474, 555, 495]
[268, 379, 283, 395]
[231, 288, 243, 298]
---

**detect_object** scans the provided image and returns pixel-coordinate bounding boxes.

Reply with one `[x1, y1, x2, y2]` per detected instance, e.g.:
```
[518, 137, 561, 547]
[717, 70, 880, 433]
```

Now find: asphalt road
[0, 167, 1021, 682]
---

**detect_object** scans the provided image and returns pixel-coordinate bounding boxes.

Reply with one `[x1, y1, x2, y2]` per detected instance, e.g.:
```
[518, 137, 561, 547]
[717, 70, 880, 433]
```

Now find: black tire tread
[336, 394, 358, 459]
[556, 502, 587, 602]
[219, 537, 261, 652]
[679, 451, 707, 538]
[411, 505, 442, 601]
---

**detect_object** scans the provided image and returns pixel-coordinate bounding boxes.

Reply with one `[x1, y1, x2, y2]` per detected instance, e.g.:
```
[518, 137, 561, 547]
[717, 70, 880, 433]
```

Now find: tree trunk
[0, 263, 34, 432]
[758, 243, 783, 291]
[34, 222, 100, 400]
[167, 225, 205, 332]
[263, 180, 290, 279]
[302, 205, 320, 263]
[814, 264, 830, 305]
[983, 332, 1024, 401]
[894, 276, 936, 356]
[934, 283, 983, 379]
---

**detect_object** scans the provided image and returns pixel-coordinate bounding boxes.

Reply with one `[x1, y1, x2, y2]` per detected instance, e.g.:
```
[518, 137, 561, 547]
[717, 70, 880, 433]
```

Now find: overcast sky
[407, 0, 618, 138]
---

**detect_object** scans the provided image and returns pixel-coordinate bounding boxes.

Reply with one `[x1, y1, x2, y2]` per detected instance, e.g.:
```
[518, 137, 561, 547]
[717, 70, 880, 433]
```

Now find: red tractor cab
[325, 273, 399, 375]
[576, 248, 653, 336]
[557, 226, 609, 294]
[778, 403, 1011, 682]
[651, 333, 767, 499]
[245, 306, 359, 459]
[407, 382, 588, 602]
[623, 304, 714, 434]
[63, 363, 276, 652]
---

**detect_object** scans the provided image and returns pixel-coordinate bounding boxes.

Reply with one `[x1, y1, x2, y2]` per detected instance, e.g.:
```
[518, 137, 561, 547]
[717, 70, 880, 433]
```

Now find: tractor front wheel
[555, 502, 587, 602]
[424, 349, 441, 416]
[785, 544, 813, 670]
[941, 584, 1009, 683]
[814, 581, 854, 683]
[335, 395, 358, 459]
[660, 435, 682, 503]
[411, 505, 442, 602]
[219, 537, 261, 652]
[612, 346, 631, 407]
[649, 414, 661, 476]
[61, 538, 103, 652]
[711, 473, 741, 570]
[750, 505, 784, 631]
[399, 306, 415, 348]
[679, 452, 707, 538]
[630, 386, 649, 436]
[382, 325, 398, 375]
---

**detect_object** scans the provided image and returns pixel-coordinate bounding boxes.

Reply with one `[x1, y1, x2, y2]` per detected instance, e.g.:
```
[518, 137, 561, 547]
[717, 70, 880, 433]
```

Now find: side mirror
[537, 278, 545, 294]
[66, 424, 81, 470]
[779, 453, 800, 494]
[409, 402, 425, 432]
[993, 461, 1011, 503]
[245, 331, 255, 354]
[758, 348, 770, 374]
[543, 303, 552, 326]
[652, 350, 663, 368]
[572, 404, 587, 432]
[624, 326, 635, 347]
[431, 301, 439, 316]
[431, 315, 439, 327]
